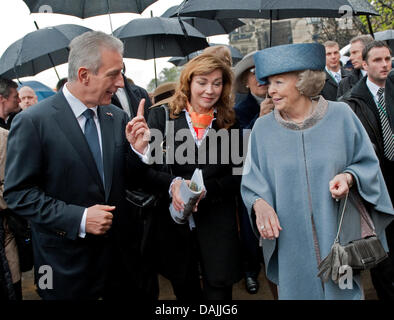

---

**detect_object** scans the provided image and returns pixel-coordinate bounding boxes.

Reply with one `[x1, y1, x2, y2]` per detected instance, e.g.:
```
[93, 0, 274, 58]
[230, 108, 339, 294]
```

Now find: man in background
[344, 41, 394, 300]
[320, 41, 350, 101]
[338, 35, 374, 99]
[18, 86, 38, 110]
[0, 78, 20, 130]
[111, 64, 151, 120]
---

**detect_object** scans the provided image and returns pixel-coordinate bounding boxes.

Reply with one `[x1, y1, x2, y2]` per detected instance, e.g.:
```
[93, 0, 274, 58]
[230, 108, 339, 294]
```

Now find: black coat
[111, 74, 152, 119]
[337, 68, 364, 100]
[385, 70, 394, 133]
[320, 68, 350, 101]
[144, 106, 242, 287]
[4, 91, 145, 299]
[344, 77, 394, 202]
[234, 92, 260, 130]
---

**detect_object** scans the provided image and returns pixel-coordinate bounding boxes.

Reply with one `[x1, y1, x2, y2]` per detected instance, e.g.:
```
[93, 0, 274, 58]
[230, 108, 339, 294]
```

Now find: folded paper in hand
[170, 168, 205, 227]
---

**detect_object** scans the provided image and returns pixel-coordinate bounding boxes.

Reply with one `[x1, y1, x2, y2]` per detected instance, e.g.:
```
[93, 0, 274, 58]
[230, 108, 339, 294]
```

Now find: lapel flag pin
[106, 112, 113, 117]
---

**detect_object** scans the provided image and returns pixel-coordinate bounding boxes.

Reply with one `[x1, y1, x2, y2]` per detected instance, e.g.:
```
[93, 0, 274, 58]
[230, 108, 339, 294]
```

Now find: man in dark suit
[111, 65, 152, 120]
[0, 78, 21, 130]
[320, 41, 350, 101]
[344, 41, 394, 300]
[337, 35, 373, 100]
[4, 31, 146, 300]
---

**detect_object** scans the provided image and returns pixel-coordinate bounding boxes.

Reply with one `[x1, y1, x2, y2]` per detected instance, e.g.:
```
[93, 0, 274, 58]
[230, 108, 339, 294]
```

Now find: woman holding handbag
[240, 43, 394, 300]
[127, 54, 242, 300]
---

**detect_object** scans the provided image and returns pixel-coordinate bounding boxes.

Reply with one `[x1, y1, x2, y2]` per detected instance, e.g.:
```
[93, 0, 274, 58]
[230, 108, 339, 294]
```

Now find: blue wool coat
[241, 100, 394, 300]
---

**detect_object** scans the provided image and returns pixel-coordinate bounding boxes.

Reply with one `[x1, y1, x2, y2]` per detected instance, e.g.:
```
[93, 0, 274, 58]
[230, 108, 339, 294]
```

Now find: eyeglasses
[249, 68, 255, 74]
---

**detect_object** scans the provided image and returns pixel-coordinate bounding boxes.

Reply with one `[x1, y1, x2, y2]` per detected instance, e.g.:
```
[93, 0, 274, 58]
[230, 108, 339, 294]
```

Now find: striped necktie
[377, 88, 394, 160]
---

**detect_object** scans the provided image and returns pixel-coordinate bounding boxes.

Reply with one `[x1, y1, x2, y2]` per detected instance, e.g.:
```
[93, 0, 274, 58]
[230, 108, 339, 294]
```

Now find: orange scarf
[187, 102, 214, 140]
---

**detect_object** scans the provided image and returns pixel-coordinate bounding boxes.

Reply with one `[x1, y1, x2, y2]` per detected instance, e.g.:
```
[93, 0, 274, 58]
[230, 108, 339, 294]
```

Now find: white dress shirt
[326, 66, 342, 84]
[366, 77, 384, 106]
[115, 87, 131, 117]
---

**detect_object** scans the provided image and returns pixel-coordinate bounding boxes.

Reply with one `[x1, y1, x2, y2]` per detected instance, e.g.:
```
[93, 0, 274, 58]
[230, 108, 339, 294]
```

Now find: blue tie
[334, 73, 341, 84]
[83, 109, 104, 183]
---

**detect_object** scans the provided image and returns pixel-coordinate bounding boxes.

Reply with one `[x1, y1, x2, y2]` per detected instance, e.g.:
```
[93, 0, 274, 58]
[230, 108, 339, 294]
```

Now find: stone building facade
[229, 18, 316, 56]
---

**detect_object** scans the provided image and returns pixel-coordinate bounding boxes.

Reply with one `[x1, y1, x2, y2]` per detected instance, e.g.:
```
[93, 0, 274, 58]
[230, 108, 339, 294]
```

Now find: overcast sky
[0, 0, 228, 91]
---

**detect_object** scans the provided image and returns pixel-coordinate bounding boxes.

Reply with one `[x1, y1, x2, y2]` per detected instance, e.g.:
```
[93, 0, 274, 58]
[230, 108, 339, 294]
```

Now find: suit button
[56, 231, 66, 237]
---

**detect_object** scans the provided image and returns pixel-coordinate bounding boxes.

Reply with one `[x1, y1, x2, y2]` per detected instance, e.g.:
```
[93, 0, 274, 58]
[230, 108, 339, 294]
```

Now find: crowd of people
[0, 29, 393, 301]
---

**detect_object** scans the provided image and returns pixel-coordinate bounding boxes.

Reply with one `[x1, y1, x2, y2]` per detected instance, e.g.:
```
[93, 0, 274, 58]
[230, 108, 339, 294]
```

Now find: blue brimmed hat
[253, 43, 326, 84]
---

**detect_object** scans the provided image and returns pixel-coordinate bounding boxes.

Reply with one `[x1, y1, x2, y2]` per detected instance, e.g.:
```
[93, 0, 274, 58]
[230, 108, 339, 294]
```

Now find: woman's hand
[259, 96, 274, 117]
[329, 173, 354, 200]
[125, 99, 150, 154]
[254, 198, 282, 240]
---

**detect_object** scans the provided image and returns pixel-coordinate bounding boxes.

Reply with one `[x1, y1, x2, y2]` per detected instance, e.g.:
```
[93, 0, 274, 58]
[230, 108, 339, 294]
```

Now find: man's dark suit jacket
[0, 111, 19, 130]
[320, 68, 350, 101]
[344, 76, 393, 202]
[111, 74, 152, 119]
[4, 91, 145, 299]
[337, 68, 364, 100]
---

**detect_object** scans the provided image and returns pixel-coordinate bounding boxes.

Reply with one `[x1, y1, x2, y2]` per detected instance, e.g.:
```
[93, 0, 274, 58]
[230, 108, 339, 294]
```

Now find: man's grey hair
[68, 31, 124, 82]
[0, 78, 18, 98]
[350, 34, 374, 48]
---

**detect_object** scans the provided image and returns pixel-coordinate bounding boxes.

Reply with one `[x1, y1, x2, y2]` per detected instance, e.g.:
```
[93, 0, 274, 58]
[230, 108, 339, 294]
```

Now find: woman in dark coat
[127, 54, 242, 300]
[233, 51, 276, 297]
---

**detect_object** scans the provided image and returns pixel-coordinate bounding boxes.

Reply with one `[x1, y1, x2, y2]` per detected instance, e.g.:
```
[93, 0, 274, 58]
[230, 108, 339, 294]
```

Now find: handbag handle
[334, 190, 376, 243]
[334, 193, 348, 243]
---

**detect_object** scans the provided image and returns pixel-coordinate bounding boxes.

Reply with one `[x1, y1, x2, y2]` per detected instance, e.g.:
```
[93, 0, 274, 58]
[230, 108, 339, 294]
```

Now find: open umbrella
[113, 17, 209, 87]
[22, 0, 158, 32]
[161, 5, 245, 37]
[18, 80, 55, 101]
[174, 0, 379, 46]
[22, 0, 157, 17]
[374, 29, 394, 52]
[168, 43, 243, 67]
[0, 24, 92, 80]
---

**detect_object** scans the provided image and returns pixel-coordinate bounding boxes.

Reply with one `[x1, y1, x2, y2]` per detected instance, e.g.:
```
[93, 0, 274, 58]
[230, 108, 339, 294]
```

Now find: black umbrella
[0, 24, 92, 80]
[22, 0, 158, 32]
[174, 0, 379, 46]
[161, 5, 245, 37]
[168, 44, 243, 67]
[22, 0, 157, 18]
[113, 17, 209, 87]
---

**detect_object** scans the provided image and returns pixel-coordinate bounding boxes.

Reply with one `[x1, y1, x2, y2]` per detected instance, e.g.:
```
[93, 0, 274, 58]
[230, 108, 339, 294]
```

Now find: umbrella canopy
[161, 5, 244, 37]
[168, 44, 243, 67]
[17, 80, 55, 101]
[113, 17, 209, 60]
[374, 29, 394, 41]
[374, 29, 394, 52]
[0, 24, 92, 79]
[174, 0, 378, 19]
[22, 0, 158, 18]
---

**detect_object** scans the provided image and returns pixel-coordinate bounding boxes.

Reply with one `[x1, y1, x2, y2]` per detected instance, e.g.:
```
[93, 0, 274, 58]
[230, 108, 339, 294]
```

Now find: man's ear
[78, 67, 90, 85]
[362, 61, 368, 73]
[0, 94, 5, 103]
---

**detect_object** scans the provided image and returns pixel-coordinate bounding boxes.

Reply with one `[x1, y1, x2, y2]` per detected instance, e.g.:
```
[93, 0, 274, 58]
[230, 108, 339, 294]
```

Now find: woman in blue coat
[241, 43, 394, 299]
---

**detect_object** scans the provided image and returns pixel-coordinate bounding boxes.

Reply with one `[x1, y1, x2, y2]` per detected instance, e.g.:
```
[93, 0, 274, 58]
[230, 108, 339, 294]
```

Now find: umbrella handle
[366, 15, 375, 39]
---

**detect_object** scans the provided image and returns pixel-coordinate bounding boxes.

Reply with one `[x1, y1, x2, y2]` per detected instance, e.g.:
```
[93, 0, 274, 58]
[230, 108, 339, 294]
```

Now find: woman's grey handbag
[318, 189, 388, 284]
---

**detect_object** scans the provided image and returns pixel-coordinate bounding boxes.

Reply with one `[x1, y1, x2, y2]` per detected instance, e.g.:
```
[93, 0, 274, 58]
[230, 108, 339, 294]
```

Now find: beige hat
[150, 82, 176, 108]
[234, 51, 257, 94]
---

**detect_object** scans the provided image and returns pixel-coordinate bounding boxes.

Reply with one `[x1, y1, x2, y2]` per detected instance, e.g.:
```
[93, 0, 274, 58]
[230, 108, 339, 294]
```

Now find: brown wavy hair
[169, 53, 235, 129]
